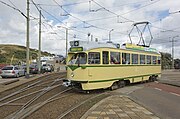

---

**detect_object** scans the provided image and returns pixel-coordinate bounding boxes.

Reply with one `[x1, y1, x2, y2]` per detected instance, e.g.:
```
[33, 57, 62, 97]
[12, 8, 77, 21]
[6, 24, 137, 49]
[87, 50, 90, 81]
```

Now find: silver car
[0, 65, 25, 78]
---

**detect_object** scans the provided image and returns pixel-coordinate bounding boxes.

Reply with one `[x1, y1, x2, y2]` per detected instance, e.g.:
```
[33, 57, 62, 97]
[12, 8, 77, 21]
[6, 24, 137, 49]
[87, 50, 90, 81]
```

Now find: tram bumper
[63, 79, 88, 90]
[62, 79, 72, 87]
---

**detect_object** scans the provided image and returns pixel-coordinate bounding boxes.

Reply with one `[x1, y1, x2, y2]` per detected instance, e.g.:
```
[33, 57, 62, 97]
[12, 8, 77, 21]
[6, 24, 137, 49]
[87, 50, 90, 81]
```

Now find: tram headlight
[71, 72, 74, 77]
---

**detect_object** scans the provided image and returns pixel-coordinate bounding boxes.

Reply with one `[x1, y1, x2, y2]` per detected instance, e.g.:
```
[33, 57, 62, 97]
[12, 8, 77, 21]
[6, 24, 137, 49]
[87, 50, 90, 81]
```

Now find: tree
[174, 59, 180, 69]
[161, 52, 172, 69]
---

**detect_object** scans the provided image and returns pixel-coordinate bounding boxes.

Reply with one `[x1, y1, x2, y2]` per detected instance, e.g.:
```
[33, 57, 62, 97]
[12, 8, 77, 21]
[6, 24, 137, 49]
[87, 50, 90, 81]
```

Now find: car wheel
[1, 76, 5, 78]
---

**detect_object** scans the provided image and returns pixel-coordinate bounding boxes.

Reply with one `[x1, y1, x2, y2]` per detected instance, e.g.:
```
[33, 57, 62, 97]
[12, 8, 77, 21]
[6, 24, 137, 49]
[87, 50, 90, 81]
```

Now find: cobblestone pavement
[81, 95, 160, 119]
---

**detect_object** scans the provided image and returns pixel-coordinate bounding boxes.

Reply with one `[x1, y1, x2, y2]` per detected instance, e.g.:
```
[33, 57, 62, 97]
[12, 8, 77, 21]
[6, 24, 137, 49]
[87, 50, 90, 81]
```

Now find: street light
[57, 26, 68, 58]
[171, 35, 179, 69]
[109, 29, 114, 42]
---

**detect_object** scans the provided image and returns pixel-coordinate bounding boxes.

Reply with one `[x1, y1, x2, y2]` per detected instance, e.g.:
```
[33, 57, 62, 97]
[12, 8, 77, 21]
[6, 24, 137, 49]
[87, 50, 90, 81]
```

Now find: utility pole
[38, 10, 41, 74]
[26, 0, 30, 78]
[66, 28, 68, 59]
[170, 35, 179, 69]
[57, 26, 68, 59]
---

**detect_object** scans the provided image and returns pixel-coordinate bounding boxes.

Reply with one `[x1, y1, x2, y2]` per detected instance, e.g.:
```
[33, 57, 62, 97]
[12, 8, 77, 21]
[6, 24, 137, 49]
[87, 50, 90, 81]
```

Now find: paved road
[128, 82, 180, 119]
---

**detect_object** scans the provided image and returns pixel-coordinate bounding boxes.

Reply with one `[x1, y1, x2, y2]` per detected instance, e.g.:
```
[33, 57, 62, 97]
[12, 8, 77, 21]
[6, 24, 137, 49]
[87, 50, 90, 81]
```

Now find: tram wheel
[149, 75, 156, 82]
[110, 82, 119, 90]
[118, 80, 125, 88]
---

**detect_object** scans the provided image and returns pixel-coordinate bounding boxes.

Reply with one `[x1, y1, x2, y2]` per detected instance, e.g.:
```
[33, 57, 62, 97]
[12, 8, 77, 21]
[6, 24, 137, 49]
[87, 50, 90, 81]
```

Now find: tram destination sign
[70, 47, 83, 52]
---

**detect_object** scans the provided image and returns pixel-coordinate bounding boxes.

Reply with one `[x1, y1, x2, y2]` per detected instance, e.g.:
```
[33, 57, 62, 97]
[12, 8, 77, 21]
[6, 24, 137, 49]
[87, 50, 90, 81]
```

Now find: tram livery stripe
[67, 65, 161, 71]
[70, 73, 161, 83]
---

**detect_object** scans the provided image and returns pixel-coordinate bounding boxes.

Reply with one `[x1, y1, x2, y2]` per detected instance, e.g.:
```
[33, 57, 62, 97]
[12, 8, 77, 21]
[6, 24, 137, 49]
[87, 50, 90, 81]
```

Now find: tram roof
[69, 40, 160, 54]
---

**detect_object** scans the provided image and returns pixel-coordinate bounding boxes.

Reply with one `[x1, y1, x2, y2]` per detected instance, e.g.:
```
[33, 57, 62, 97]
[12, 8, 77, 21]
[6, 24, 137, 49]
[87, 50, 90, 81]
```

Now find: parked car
[0, 65, 25, 78]
[42, 64, 54, 72]
[29, 64, 39, 74]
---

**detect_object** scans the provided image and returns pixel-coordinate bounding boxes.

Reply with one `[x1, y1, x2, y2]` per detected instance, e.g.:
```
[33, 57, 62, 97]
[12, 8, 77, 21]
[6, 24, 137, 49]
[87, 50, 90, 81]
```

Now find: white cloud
[0, 0, 180, 58]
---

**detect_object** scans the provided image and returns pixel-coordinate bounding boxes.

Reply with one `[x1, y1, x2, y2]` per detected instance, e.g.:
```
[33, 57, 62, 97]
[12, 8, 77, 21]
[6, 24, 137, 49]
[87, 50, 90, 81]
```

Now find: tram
[64, 40, 161, 91]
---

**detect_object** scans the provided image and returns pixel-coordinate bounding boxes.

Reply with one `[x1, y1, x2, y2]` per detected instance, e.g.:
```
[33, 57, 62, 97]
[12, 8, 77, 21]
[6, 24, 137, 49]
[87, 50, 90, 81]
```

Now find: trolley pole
[26, 0, 30, 78]
[38, 10, 42, 74]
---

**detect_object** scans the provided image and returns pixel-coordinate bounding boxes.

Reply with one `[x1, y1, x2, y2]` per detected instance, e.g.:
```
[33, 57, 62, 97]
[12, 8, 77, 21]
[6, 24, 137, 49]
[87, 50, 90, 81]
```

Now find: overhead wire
[120, 0, 161, 16]
[34, 1, 88, 7]
[30, 0, 45, 19]
[151, 25, 180, 33]
[52, 0, 128, 36]
[0, 0, 27, 18]
[90, 0, 134, 22]
[68, 0, 160, 24]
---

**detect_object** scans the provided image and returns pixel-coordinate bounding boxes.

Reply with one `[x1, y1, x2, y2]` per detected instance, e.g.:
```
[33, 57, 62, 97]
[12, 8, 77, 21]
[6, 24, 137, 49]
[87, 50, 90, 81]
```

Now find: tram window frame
[88, 52, 100, 64]
[140, 55, 145, 64]
[122, 53, 130, 64]
[110, 52, 120, 64]
[146, 55, 152, 64]
[158, 56, 161, 64]
[68, 53, 87, 65]
[103, 51, 109, 64]
[132, 54, 138, 64]
[152, 56, 157, 64]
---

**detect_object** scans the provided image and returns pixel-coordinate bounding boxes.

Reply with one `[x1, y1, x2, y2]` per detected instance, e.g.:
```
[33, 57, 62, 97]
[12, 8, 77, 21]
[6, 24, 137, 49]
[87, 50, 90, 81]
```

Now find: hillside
[0, 44, 54, 64]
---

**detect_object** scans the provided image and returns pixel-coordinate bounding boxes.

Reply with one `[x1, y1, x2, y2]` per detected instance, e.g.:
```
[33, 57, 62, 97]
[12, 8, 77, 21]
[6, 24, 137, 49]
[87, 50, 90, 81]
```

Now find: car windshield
[2, 66, 13, 70]
[68, 53, 87, 65]
[30, 65, 37, 68]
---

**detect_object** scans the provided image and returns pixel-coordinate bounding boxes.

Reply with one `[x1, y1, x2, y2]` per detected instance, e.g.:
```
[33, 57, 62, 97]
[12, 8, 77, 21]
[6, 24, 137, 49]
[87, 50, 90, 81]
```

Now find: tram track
[27, 90, 110, 119]
[6, 88, 73, 119]
[0, 72, 65, 100]
[0, 72, 111, 119]
[0, 73, 65, 102]
[0, 72, 66, 119]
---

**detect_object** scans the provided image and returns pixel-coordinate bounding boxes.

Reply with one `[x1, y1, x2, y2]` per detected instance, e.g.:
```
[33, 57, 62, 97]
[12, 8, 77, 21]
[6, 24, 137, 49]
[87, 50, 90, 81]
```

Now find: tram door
[103, 51, 109, 64]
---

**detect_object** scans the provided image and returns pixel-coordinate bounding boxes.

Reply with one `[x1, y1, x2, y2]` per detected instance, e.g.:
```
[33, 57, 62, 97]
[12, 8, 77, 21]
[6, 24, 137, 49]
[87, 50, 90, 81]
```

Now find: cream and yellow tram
[65, 40, 161, 91]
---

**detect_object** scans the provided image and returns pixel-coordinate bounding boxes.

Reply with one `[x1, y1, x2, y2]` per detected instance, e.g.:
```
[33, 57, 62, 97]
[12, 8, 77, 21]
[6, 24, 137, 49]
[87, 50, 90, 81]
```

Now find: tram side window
[140, 55, 145, 64]
[152, 56, 157, 64]
[122, 53, 130, 64]
[110, 52, 120, 64]
[158, 56, 161, 64]
[147, 55, 152, 64]
[103, 51, 109, 64]
[88, 52, 100, 64]
[132, 54, 138, 64]
[78, 53, 87, 64]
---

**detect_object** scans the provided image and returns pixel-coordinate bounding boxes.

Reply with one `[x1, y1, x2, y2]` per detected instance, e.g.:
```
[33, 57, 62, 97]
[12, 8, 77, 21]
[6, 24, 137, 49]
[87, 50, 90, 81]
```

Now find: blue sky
[0, 0, 180, 58]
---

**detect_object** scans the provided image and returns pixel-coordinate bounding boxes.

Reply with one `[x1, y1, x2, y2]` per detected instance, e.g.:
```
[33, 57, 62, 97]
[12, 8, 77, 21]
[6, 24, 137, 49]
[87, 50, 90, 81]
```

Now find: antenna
[128, 21, 153, 47]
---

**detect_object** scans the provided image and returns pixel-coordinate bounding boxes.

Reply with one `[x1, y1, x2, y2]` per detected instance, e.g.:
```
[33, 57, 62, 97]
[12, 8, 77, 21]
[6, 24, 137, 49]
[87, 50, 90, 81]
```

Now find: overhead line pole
[170, 36, 179, 69]
[66, 28, 68, 59]
[26, 0, 30, 78]
[38, 10, 42, 74]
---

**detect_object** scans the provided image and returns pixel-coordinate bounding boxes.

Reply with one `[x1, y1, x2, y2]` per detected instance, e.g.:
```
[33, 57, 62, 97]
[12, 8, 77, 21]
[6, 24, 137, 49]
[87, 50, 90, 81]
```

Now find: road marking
[154, 88, 162, 91]
[155, 81, 159, 83]
[170, 92, 180, 97]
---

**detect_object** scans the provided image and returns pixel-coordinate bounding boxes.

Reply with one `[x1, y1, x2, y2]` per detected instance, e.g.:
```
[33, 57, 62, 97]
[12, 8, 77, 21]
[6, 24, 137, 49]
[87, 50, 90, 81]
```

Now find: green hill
[0, 44, 54, 64]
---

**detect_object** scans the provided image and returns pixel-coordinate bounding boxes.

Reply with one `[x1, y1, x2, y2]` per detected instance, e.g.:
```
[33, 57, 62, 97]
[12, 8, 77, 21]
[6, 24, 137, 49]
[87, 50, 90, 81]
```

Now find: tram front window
[68, 53, 87, 65]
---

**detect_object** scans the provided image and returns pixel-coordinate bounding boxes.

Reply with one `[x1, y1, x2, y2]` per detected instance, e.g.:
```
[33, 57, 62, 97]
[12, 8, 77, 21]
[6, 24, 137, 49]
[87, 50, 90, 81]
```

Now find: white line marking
[154, 88, 162, 91]
[155, 81, 159, 83]
[170, 92, 180, 97]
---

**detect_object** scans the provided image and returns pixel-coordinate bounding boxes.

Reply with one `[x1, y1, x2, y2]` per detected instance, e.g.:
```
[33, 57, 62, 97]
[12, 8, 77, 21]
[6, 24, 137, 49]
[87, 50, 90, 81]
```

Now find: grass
[0, 44, 53, 64]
